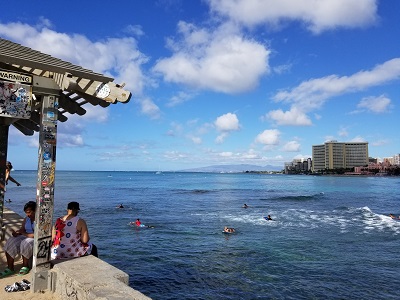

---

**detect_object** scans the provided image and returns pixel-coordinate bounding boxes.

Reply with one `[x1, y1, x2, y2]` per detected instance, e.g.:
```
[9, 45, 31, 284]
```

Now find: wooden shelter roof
[0, 37, 131, 136]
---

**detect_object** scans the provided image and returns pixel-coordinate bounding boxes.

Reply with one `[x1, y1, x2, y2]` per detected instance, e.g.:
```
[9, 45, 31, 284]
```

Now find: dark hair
[67, 202, 80, 210]
[6, 161, 12, 169]
[24, 201, 36, 212]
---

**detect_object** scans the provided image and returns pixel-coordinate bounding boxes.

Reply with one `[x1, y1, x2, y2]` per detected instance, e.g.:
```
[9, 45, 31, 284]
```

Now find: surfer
[117, 204, 124, 209]
[389, 214, 399, 219]
[242, 204, 249, 208]
[130, 218, 154, 228]
[223, 226, 235, 233]
[265, 215, 273, 221]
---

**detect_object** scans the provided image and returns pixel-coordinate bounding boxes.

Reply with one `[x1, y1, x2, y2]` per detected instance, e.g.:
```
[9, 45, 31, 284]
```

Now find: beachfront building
[284, 157, 312, 174]
[312, 141, 369, 172]
[394, 154, 400, 165]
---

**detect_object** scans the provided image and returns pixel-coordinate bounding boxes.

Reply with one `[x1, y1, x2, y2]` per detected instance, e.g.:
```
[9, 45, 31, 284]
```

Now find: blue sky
[1, 0, 399, 171]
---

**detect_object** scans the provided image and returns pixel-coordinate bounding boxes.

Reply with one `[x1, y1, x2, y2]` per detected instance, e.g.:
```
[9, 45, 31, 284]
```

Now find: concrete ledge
[52, 255, 151, 300]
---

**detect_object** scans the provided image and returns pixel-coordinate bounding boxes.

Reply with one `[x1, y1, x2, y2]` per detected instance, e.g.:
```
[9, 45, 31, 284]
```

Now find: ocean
[4, 171, 400, 299]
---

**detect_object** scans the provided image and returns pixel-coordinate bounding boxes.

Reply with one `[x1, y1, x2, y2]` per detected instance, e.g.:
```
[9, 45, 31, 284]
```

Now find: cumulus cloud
[0, 21, 149, 95]
[208, 0, 378, 34]
[266, 107, 312, 126]
[153, 21, 270, 94]
[357, 95, 391, 113]
[268, 58, 400, 126]
[255, 129, 280, 145]
[282, 141, 301, 152]
[137, 98, 161, 119]
[214, 112, 240, 132]
[214, 112, 240, 143]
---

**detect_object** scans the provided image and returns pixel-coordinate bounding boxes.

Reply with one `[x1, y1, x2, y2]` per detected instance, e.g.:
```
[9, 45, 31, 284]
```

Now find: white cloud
[163, 150, 188, 160]
[124, 24, 145, 37]
[357, 95, 391, 113]
[266, 107, 312, 126]
[282, 141, 301, 152]
[153, 21, 270, 94]
[273, 63, 292, 74]
[76, 105, 109, 123]
[216, 132, 228, 144]
[273, 58, 400, 110]
[137, 98, 161, 119]
[269, 58, 400, 125]
[208, 0, 378, 34]
[214, 113, 240, 143]
[58, 134, 85, 147]
[214, 113, 240, 132]
[255, 129, 280, 145]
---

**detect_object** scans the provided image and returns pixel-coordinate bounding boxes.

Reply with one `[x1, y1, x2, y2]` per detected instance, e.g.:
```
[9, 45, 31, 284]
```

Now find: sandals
[4, 279, 31, 292]
[0, 268, 15, 278]
[18, 266, 30, 276]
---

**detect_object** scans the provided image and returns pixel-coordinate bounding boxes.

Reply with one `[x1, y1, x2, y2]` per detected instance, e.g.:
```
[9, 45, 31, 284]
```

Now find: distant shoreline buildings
[284, 140, 400, 176]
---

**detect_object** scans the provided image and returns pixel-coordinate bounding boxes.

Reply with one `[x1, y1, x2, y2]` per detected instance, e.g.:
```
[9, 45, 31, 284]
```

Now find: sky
[1, 0, 399, 171]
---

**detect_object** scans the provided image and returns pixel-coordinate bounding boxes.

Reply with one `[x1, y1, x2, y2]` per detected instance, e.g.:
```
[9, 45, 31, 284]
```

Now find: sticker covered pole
[32, 94, 58, 292]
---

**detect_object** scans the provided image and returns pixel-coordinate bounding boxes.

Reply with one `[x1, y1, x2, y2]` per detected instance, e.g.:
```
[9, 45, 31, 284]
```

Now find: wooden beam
[12, 121, 34, 136]
[63, 75, 131, 103]
[59, 94, 86, 115]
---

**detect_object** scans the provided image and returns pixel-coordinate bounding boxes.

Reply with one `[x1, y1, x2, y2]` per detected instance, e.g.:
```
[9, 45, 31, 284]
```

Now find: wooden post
[0, 124, 9, 240]
[32, 95, 58, 292]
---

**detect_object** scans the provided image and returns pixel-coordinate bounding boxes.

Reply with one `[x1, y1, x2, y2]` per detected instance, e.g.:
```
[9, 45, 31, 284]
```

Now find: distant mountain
[178, 164, 282, 173]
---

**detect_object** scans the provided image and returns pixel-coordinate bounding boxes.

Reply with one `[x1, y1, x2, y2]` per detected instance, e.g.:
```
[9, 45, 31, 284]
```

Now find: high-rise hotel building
[312, 141, 369, 172]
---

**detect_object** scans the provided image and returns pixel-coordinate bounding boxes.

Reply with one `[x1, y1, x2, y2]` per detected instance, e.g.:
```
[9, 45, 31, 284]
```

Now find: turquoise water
[5, 171, 400, 299]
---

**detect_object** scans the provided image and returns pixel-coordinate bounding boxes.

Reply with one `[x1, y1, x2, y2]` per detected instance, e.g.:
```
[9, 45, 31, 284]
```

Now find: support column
[0, 124, 9, 240]
[32, 95, 58, 292]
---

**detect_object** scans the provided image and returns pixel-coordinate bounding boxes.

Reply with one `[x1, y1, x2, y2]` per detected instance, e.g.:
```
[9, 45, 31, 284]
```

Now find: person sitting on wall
[0, 201, 36, 277]
[51, 201, 98, 259]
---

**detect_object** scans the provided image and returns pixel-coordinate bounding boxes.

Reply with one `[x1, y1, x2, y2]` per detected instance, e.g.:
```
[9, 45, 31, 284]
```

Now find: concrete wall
[2, 207, 151, 300]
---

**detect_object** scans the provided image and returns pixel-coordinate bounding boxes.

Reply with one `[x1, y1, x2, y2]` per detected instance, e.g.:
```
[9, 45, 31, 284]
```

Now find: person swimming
[129, 218, 154, 228]
[223, 226, 235, 233]
[264, 215, 273, 221]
